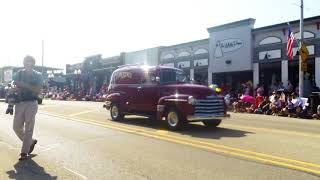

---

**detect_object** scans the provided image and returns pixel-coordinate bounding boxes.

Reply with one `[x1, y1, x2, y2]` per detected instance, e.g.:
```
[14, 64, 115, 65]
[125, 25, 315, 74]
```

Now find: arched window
[294, 31, 315, 39]
[162, 53, 175, 59]
[259, 36, 282, 45]
[178, 51, 191, 57]
[194, 48, 208, 55]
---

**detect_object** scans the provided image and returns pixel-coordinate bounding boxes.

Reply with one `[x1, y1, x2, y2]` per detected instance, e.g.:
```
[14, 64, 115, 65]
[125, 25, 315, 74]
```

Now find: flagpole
[298, 0, 304, 97]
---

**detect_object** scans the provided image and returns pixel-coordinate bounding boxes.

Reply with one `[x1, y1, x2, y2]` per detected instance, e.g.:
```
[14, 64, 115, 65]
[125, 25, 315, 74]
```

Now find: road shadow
[115, 117, 253, 139]
[6, 154, 58, 180]
[180, 123, 254, 139]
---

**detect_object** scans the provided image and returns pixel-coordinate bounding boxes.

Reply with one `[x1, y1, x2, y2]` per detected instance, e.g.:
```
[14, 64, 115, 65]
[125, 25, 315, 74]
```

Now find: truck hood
[161, 84, 215, 99]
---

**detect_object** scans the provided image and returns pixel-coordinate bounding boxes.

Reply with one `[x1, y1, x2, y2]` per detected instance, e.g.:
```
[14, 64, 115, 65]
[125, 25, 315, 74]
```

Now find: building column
[281, 60, 288, 88]
[208, 69, 212, 85]
[316, 57, 320, 88]
[253, 63, 259, 88]
[190, 69, 194, 81]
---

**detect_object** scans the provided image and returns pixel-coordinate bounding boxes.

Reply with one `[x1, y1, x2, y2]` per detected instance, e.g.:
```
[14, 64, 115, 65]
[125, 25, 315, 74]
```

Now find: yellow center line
[39, 111, 320, 175]
[222, 123, 320, 139]
[68, 109, 98, 117]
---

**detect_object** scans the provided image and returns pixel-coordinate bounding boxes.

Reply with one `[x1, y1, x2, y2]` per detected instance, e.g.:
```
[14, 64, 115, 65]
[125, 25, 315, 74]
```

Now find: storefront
[67, 16, 320, 98]
[253, 16, 320, 96]
[66, 63, 83, 95]
[159, 39, 209, 85]
[259, 61, 282, 95]
[207, 19, 255, 88]
[92, 54, 124, 92]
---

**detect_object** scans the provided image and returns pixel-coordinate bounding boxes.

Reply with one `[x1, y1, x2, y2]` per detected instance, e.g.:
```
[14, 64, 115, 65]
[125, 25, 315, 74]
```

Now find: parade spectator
[277, 82, 285, 90]
[254, 96, 270, 114]
[312, 105, 320, 119]
[220, 83, 226, 95]
[245, 81, 253, 96]
[269, 95, 282, 115]
[255, 95, 264, 108]
[280, 94, 294, 117]
[286, 80, 294, 93]
[269, 90, 277, 103]
[232, 94, 243, 113]
[279, 92, 286, 107]
[291, 92, 303, 109]
[270, 83, 278, 94]
[256, 84, 264, 97]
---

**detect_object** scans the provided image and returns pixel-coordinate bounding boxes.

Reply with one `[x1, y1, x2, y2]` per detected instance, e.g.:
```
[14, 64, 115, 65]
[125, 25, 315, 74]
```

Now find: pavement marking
[156, 128, 169, 134]
[0, 141, 19, 150]
[63, 166, 88, 180]
[222, 123, 320, 139]
[41, 109, 320, 140]
[38, 143, 60, 153]
[39, 111, 320, 176]
[68, 109, 98, 117]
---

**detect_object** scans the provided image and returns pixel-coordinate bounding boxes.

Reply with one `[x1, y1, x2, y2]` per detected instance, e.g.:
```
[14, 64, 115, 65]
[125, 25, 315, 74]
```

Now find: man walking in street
[12, 55, 42, 160]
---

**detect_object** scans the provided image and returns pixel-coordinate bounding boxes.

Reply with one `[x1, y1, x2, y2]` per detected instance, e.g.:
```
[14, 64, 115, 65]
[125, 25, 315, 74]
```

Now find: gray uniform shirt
[13, 69, 42, 101]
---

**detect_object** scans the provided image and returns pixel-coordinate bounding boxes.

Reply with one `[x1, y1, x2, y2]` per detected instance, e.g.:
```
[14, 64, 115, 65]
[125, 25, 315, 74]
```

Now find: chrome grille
[194, 96, 225, 116]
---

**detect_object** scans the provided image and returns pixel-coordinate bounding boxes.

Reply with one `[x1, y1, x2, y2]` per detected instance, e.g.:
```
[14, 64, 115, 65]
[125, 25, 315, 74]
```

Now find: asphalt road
[0, 100, 320, 180]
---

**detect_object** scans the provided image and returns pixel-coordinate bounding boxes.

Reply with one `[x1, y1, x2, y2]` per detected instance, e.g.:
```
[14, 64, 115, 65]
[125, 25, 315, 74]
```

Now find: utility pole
[298, 0, 304, 97]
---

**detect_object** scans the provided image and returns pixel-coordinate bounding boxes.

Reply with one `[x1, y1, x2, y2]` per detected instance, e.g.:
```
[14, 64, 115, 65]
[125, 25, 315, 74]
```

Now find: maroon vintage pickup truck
[103, 65, 229, 130]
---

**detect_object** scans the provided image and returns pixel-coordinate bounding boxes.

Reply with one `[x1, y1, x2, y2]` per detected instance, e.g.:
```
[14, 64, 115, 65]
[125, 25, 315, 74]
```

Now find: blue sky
[0, 0, 319, 69]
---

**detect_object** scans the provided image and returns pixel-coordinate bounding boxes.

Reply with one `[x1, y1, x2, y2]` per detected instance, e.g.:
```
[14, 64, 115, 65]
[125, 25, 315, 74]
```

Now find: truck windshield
[160, 69, 188, 84]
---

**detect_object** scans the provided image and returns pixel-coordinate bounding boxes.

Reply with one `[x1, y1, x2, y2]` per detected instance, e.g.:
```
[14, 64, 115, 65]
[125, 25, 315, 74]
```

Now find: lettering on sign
[116, 72, 132, 80]
[215, 38, 244, 58]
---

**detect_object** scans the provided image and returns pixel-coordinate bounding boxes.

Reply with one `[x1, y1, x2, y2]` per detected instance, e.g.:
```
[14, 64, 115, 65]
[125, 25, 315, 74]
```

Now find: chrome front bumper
[187, 113, 230, 122]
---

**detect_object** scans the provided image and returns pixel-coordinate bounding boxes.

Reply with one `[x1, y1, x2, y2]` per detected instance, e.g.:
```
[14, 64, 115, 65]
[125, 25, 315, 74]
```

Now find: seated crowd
[44, 84, 109, 102]
[229, 81, 320, 120]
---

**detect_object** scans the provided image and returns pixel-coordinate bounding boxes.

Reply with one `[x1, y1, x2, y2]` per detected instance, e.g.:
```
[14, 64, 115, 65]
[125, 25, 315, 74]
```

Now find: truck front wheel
[166, 108, 186, 131]
[110, 104, 124, 121]
[202, 120, 222, 128]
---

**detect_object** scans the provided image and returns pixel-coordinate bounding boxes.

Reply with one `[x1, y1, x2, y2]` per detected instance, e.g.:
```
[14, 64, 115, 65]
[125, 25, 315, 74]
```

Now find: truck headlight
[188, 96, 196, 105]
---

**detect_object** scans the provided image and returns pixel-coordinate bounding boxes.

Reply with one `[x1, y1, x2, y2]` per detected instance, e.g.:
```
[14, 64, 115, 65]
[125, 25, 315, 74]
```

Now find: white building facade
[159, 15, 320, 96]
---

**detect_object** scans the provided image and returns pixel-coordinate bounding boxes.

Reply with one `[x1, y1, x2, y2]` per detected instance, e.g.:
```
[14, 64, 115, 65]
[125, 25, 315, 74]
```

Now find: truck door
[135, 69, 159, 113]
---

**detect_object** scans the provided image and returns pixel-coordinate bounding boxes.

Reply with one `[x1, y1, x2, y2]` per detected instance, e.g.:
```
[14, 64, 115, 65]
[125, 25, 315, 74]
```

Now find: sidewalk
[228, 111, 320, 122]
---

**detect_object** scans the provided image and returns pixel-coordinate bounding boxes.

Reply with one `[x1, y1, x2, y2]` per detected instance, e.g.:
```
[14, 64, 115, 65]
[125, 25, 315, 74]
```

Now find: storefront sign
[215, 38, 244, 58]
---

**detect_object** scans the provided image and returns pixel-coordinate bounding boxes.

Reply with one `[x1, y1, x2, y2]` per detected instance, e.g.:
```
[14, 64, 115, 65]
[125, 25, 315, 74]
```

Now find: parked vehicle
[103, 65, 229, 130]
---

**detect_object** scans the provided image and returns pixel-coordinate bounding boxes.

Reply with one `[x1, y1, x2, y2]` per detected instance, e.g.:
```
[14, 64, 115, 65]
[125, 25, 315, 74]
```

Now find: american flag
[286, 28, 295, 60]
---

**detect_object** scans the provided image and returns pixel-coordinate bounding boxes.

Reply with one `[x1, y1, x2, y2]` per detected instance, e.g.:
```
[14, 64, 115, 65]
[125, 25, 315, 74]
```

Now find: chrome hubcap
[111, 106, 119, 119]
[167, 111, 179, 127]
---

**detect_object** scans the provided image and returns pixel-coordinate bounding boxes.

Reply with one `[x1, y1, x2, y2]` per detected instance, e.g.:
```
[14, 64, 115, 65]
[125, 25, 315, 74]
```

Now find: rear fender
[104, 93, 123, 110]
